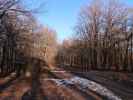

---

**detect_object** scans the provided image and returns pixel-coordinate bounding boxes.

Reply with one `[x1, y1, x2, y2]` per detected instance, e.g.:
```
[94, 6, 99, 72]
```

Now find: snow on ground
[70, 76, 122, 100]
[44, 76, 122, 100]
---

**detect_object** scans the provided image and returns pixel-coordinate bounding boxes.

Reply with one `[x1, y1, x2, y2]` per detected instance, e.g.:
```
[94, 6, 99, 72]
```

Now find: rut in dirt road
[40, 68, 122, 100]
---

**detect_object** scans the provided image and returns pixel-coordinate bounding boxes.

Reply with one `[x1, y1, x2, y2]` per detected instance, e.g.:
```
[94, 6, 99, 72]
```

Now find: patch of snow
[70, 76, 122, 100]
[43, 79, 74, 86]
[50, 77, 122, 100]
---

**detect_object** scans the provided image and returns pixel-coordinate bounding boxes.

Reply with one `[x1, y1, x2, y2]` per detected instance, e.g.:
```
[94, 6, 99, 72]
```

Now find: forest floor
[0, 67, 133, 100]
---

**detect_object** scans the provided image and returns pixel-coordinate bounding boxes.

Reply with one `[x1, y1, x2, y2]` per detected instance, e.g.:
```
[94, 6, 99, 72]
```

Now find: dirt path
[0, 68, 122, 100]
[0, 77, 30, 100]
[40, 68, 121, 100]
[40, 69, 101, 100]
[74, 71, 133, 100]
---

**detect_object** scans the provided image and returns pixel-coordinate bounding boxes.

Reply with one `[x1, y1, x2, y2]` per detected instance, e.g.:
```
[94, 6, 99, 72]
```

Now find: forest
[57, 0, 133, 72]
[0, 0, 133, 100]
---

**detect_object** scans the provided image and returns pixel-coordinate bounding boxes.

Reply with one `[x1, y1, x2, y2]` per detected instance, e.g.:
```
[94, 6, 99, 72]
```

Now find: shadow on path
[0, 75, 17, 92]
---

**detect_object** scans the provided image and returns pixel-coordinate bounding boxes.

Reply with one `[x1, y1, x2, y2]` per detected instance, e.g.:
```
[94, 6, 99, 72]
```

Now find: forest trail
[1, 67, 133, 100]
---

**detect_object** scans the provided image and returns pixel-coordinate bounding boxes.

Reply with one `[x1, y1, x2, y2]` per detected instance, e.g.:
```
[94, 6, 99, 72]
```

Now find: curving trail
[40, 68, 122, 100]
[1, 67, 131, 100]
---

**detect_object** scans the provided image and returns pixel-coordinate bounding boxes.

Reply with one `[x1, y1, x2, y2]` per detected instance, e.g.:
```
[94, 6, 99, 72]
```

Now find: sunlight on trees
[57, 0, 133, 72]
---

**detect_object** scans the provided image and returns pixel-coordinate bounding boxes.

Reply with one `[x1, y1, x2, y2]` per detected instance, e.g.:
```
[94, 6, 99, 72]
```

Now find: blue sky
[36, 0, 89, 42]
[23, 0, 133, 42]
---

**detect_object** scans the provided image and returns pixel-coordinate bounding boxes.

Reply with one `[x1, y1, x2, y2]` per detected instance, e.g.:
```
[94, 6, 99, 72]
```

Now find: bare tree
[0, 0, 46, 99]
[57, 0, 133, 73]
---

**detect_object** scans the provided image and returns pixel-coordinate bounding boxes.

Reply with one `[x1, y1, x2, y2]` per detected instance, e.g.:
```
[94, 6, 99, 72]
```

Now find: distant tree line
[56, 0, 133, 72]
